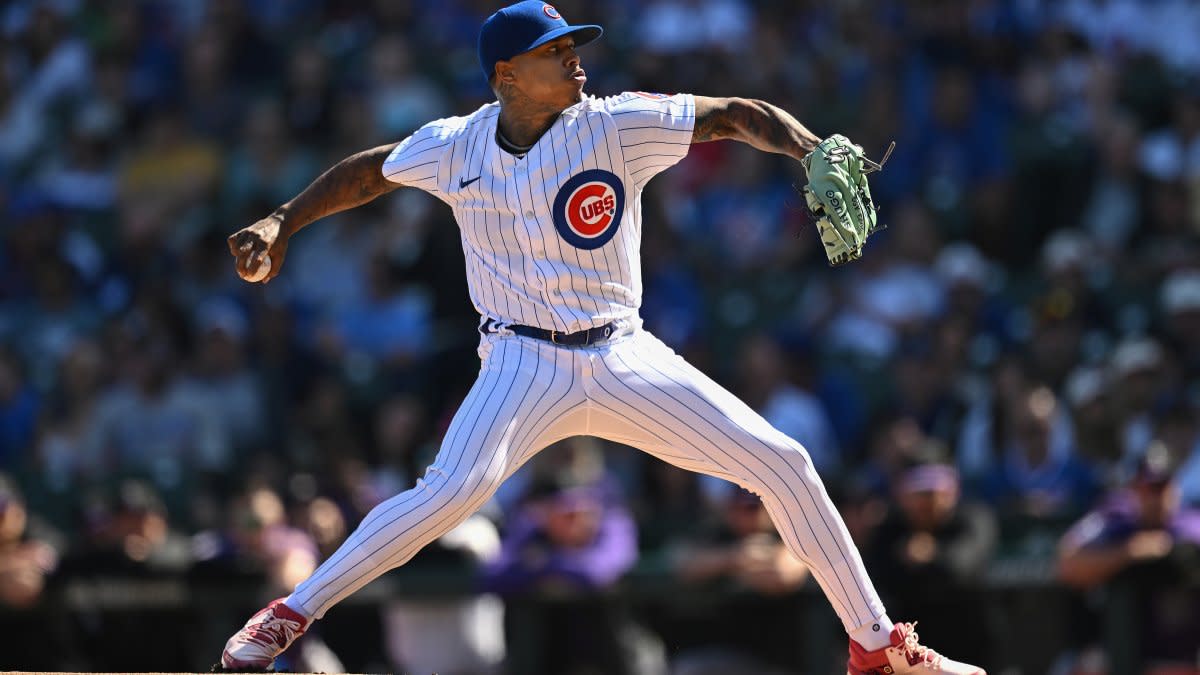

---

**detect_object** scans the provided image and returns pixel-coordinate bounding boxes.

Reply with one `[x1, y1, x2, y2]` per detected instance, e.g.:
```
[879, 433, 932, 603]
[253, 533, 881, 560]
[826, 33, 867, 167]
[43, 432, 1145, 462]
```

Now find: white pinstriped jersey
[292, 94, 889, 639]
[382, 92, 695, 334]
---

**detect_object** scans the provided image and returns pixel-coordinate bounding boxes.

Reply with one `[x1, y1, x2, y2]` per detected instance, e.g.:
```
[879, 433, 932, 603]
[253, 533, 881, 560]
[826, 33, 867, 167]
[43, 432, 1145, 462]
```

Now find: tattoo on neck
[496, 86, 565, 147]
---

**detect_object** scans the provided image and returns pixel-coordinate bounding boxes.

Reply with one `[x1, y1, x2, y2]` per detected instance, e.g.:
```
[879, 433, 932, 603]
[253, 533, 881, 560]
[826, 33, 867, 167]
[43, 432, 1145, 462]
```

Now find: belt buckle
[550, 329, 562, 344]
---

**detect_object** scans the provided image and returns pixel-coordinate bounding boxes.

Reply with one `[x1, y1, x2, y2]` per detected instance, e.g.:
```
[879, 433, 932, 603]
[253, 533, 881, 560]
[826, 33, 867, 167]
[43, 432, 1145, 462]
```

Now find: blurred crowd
[2, 0, 1200, 672]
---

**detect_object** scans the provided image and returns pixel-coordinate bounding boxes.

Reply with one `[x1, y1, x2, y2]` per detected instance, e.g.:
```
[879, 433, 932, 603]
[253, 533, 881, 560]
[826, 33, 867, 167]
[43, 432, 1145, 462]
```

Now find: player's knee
[431, 472, 501, 513]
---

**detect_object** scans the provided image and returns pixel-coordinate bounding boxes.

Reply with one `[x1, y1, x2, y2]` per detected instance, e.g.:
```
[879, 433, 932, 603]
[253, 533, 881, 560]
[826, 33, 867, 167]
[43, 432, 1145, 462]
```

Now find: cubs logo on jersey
[552, 169, 625, 250]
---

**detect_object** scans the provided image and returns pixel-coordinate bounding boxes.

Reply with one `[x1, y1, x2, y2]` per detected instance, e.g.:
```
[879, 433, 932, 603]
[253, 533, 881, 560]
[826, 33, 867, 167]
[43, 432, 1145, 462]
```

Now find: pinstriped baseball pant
[288, 327, 886, 633]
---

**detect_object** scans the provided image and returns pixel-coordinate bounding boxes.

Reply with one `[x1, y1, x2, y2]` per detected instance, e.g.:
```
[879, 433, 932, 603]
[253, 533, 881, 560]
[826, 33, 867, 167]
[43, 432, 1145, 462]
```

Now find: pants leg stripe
[319, 339, 546, 608]
[293, 340, 515, 609]
[621, 345, 878, 625]
[634, 344, 882, 626]
[588, 353, 853, 622]
[603, 345, 872, 628]
[505, 340, 575, 459]
[586, 385, 745, 483]
[295, 339, 533, 616]
[379, 360, 591, 572]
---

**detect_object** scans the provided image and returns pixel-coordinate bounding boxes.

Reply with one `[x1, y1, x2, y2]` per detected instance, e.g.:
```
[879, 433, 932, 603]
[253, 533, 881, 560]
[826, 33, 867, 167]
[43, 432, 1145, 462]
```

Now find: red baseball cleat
[848, 622, 986, 675]
[219, 597, 309, 671]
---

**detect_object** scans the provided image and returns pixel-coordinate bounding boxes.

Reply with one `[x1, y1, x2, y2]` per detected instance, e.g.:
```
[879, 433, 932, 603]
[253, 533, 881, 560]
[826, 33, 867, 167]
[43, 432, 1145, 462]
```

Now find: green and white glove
[799, 134, 894, 266]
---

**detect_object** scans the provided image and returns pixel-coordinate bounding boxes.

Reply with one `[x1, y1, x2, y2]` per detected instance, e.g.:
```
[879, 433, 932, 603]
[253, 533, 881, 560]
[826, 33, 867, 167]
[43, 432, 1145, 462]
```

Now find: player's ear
[495, 60, 517, 84]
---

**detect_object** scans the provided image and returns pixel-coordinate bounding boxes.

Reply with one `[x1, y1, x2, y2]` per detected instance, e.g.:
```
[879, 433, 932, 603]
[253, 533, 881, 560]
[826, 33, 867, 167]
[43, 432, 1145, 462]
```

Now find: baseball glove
[798, 135, 895, 267]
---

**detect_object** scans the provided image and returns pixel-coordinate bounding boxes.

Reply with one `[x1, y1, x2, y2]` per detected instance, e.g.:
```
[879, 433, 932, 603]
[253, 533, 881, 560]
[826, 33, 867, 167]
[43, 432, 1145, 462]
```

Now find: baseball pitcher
[220, 3, 981, 674]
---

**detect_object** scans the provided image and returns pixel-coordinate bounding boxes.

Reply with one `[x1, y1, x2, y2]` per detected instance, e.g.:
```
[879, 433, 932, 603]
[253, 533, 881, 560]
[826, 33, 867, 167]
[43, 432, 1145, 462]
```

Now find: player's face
[505, 35, 586, 106]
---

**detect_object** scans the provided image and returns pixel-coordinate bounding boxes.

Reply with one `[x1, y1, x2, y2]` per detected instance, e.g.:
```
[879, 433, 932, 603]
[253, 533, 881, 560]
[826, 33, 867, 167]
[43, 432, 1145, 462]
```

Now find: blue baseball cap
[478, 1, 603, 82]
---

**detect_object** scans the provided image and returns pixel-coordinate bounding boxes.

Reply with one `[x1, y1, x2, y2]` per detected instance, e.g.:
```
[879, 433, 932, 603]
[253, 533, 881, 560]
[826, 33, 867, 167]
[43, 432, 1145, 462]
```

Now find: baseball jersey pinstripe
[287, 91, 886, 638]
[381, 92, 693, 333]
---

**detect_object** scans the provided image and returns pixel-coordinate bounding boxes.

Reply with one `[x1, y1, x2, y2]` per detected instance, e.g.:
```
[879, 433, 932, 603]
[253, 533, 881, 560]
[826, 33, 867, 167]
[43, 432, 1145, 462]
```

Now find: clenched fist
[228, 213, 289, 284]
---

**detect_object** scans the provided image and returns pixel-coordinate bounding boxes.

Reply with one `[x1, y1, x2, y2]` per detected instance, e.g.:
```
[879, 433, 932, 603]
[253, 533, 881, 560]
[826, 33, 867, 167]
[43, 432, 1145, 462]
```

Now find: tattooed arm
[691, 96, 820, 162]
[227, 142, 400, 282]
[273, 143, 401, 236]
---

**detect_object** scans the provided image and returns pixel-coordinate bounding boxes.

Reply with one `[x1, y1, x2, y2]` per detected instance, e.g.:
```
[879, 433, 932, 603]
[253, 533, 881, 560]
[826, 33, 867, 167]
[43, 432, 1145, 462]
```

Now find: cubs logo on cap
[552, 169, 625, 250]
[542, 4, 560, 19]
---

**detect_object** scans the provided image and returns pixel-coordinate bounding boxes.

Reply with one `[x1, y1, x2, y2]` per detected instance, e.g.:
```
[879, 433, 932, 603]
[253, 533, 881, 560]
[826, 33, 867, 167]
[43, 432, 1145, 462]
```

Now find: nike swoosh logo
[459, 176, 481, 188]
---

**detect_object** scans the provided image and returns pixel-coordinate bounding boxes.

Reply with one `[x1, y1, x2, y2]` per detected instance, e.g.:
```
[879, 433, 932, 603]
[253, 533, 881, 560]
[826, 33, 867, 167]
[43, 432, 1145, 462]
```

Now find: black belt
[481, 320, 616, 346]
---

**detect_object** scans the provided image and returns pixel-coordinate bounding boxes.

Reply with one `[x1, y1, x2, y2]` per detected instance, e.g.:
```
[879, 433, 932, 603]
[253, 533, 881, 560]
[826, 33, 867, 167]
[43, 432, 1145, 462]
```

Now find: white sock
[282, 596, 313, 622]
[850, 615, 895, 651]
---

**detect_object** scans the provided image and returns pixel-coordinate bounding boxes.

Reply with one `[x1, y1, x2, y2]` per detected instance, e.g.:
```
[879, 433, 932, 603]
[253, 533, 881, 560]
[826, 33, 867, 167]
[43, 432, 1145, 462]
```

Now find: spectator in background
[1108, 337, 1168, 465]
[484, 464, 637, 596]
[0, 473, 63, 669]
[1030, 231, 1107, 381]
[10, 252, 102, 391]
[1139, 88, 1200, 183]
[1009, 57, 1094, 253]
[86, 328, 229, 490]
[116, 104, 221, 241]
[35, 338, 106, 516]
[483, 451, 647, 675]
[824, 201, 944, 362]
[61, 479, 190, 579]
[887, 337, 965, 448]
[367, 34, 449, 139]
[863, 452, 997, 667]
[33, 100, 120, 213]
[638, 218, 704, 354]
[1152, 404, 1200, 508]
[0, 473, 59, 608]
[853, 413, 930, 500]
[56, 479, 193, 671]
[932, 242, 1007, 344]
[1057, 447, 1200, 666]
[977, 384, 1099, 521]
[282, 210, 378, 319]
[177, 299, 267, 455]
[632, 460, 706, 552]
[289, 493, 346, 561]
[282, 44, 336, 146]
[736, 332, 840, 476]
[1025, 289, 1087, 391]
[323, 251, 433, 373]
[0, 345, 40, 471]
[382, 514, 506, 675]
[958, 352, 1035, 483]
[193, 484, 315, 589]
[368, 392, 434, 497]
[180, 24, 243, 141]
[192, 483, 342, 673]
[636, 0, 753, 55]
[0, 2, 91, 171]
[222, 98, 320, 221]
[1159, 268, 1200, 379]
[899, 64, 1010, 242]
[1080, 111, 1142, 254]
[1062, 366, 1122, 486]
[664, 485, 810, 675]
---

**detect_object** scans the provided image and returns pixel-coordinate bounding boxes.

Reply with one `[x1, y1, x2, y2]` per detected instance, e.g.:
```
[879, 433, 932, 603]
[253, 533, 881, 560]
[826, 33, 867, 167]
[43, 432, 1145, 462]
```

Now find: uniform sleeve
[604, 92, 695, 187]
[380, 118, 460, 195]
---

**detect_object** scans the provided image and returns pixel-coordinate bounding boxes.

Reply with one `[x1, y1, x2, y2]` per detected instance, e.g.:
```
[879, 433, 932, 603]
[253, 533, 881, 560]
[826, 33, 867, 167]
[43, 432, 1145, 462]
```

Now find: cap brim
[526, 24, 603, 54]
